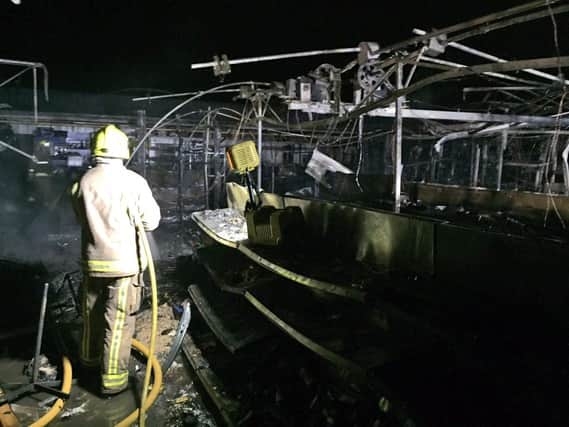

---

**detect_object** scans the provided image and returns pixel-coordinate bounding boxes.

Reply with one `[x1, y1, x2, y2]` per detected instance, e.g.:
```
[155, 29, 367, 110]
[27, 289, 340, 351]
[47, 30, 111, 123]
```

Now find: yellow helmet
[91, 124, 129, 159]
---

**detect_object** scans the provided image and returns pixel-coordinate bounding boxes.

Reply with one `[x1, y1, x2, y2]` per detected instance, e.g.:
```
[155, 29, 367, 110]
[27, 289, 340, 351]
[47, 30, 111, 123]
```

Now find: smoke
[145, 231, 161, 261]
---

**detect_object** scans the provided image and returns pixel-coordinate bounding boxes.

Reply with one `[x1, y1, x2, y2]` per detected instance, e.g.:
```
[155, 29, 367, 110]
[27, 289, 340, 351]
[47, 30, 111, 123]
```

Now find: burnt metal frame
[0, 58, 49, 123]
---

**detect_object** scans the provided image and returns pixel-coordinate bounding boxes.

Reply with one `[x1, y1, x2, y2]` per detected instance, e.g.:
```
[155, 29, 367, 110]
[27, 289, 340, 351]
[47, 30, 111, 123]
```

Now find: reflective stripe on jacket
[71, 159, 160, 277]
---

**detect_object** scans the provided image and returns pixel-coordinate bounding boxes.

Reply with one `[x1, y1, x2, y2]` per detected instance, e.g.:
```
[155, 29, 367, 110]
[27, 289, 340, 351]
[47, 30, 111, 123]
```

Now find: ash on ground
[135, 303, 179, 358]
[161, 384, 217, 427]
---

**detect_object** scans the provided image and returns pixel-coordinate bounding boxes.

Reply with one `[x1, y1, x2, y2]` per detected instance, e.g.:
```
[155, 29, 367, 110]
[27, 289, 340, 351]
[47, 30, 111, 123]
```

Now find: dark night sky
[0, 0, 565, 94]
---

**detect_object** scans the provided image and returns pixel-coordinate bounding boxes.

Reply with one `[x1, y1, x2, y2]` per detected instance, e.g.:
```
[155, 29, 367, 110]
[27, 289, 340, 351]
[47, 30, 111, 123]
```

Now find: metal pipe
[348, 56, 569, 126]
[536, 141, 549, 190]
[497, 131, 507, 190]
[434, 130, 471, 154]
[177, 133, 184, 224]
[128, 81, 269, 165]
[42, 65, 49, 102]
[561, 139, 569, 195]
[430, 143, 443, 182]
[161, 301, 191, 374]
[0, 58, 41, 67]
[257, 97, 263, 191]
[0, 139, 39, 162]
[356, 114, 365, 192]
[0, 60, 48, 101]
[498, 130, 569, 135]
[245, 172, 256, 207]
[271, 141, 275, 193]
[548, 134, 560, 189]
[204, 107, 211, 209]
[404, 47, 426, 87]
[463, 86, 547, 93]
[33, 67, 38, 123]
[344, 56, 569, 128]
[419, 56, 539, 86]
[290, 100, 569, 125]
[377, 0, 558, 56]
[414, 28, 569, 85]
[213, 128, 222, 209]
[137, 110, 147, 177]
[449, 3, 569, 46]
[191, 47, 360, 70]
[132, 89, 240, 102]
[506, 161, 548, 167]
[481, 143, 489, 186]
[0, 66, 32, 89]
[32, 283, 49, 383]
[394, 62, 403, 213]
[471, 143, 481, 187]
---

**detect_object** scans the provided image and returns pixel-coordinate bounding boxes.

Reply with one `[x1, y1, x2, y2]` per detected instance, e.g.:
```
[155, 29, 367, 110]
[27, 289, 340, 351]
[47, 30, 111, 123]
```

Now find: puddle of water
[0, 355, 138, 427]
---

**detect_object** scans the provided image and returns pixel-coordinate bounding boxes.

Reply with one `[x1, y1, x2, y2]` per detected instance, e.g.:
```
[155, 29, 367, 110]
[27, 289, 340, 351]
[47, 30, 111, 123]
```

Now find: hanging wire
[541, 1, 567, 229]
[158, 107, 243, 130]
[544, 91, 567, 229]
[546, 0, 563, 78]
[127, 81, 270, 165]
[354, 118, 365, 192]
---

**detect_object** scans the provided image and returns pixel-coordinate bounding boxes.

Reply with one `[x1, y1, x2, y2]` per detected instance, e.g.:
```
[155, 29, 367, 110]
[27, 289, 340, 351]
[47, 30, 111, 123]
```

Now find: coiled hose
[115, 339, 163, 427]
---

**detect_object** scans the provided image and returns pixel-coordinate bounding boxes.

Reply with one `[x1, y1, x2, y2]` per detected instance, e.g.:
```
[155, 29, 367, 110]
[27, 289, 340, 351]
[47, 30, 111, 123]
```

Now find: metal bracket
[213, 54, 231, 79]
[160, 300, 191, 373]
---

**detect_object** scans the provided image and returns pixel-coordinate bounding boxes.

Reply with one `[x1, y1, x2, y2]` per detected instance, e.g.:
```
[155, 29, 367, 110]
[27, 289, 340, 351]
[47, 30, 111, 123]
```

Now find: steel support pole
[357, 114, 365, 190]
[481, 143, 489, 187]
[213, 126, 221, 209]
[289, 100, 569, 126]
[0, 67, 31, 89]
[271, 141, 276, 193]
[204, 107, 211, 209]
[497, 131, 507, 190]
[562, 139, 569, 195]
[548, 135, 559, 189]
[394, 62, 403, 213]
[191, 47, 360, 69]
[33, 67, 38, 123]
[536, 138, 549, 190]
[430, 145, 443, 183]
[137, 110, 147, 177]
[177, 133, 184, 224]
[358, 115, 364, 156]
[470, 142, 476, 184]
[257, 97, 263, 192]
[32, 283, 49, 383]
[472, 143, 481, 187]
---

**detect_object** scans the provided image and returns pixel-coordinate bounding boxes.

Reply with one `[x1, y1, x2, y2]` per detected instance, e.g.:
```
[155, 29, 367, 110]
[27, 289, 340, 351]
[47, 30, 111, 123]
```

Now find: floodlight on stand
[226, 140, 305, 247]
[226, 140, 260, 210]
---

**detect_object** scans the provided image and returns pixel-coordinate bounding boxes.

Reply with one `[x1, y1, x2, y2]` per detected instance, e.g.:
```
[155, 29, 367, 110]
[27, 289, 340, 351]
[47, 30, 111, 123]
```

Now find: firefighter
[70, 124, 160, 395]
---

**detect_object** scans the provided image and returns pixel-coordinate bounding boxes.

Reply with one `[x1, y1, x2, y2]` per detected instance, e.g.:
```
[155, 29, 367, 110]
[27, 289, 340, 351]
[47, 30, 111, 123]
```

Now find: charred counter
[185, 183, 569, 426]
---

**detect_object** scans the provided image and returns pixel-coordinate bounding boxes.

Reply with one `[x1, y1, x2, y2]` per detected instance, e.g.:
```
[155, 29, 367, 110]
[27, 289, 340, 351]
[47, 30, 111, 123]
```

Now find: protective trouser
[80, 275, 142, 394]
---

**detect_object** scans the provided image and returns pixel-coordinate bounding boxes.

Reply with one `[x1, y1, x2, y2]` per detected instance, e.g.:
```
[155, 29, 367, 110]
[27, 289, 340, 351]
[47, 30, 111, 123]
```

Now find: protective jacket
[71, 158, 160, 277]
